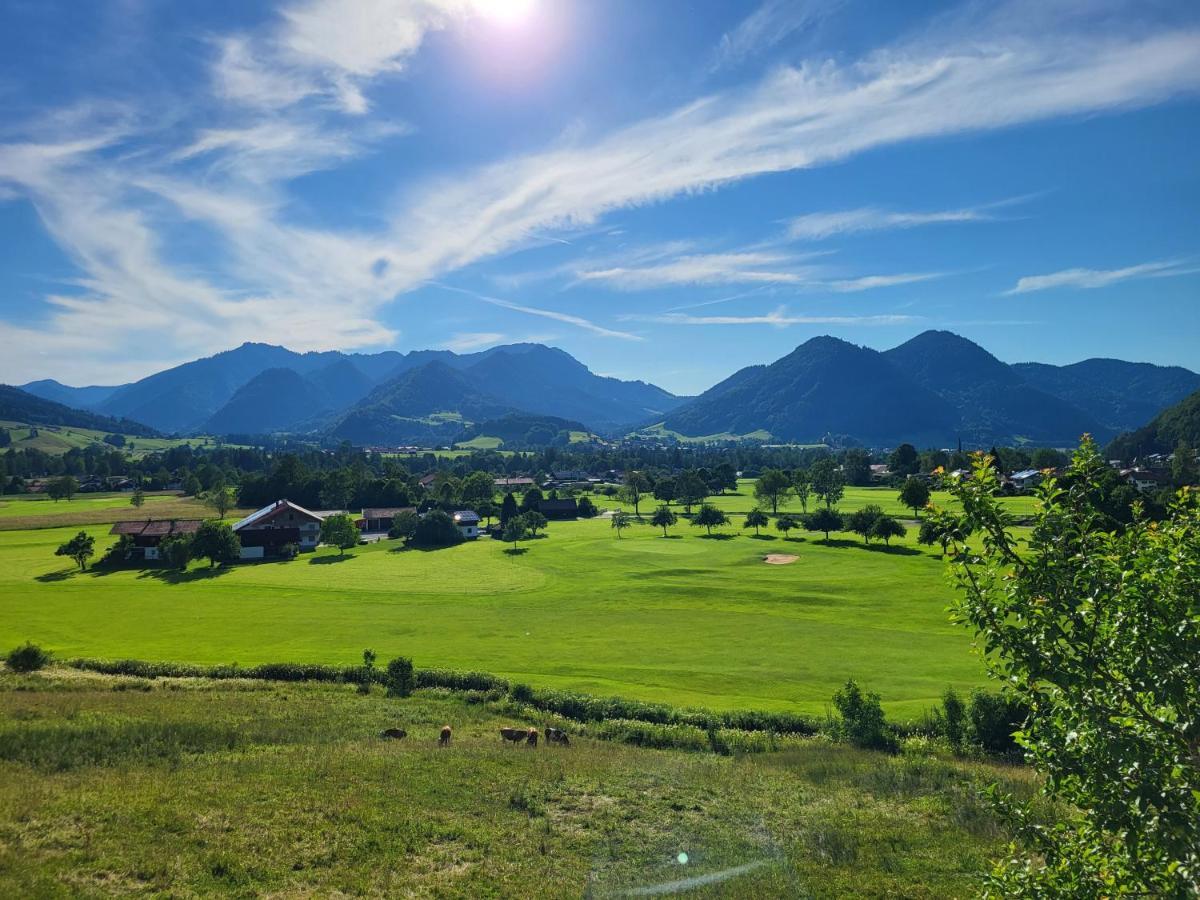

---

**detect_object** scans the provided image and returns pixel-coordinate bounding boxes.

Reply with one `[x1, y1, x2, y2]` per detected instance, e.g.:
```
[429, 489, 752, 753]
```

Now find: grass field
[0, 485, 994, 718]
[0, 668, 1034, 897]
[0, 420, 229, 457]
[0, 492, 249, 532]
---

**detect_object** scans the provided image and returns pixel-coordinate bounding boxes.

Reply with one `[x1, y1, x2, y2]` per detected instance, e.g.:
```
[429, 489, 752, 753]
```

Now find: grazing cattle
[546, 727, 570, 746]
[439, 725, 452, 747]
[526, 727, 538, 747]
[500, 727, 528, 744]
[380, 728, 407, 740]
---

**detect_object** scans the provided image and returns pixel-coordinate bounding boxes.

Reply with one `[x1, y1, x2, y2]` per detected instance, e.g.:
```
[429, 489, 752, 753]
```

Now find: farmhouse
[1122, 469, 1168, 493]
[452, 510, 481, 539]
[536, 498, 579, 519]
[1009, 469, 1044, 492]
[109, 519, 201, 560]
[233, 499, 326, 559]
[360, 507, 415, 533]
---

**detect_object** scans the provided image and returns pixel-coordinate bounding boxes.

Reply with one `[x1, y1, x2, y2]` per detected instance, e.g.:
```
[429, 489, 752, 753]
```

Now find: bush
[387, 510, 419, 540]
[410, 510, 464, 548]
[385, 656, 415, 698]
[279, 542, 300, 561]
[932, 687, 966, 752]
[6, 642, 51, 673]
[966, 690, 1027, 757]
[576, 496, 598, 518]
[832, 679, 897, 752]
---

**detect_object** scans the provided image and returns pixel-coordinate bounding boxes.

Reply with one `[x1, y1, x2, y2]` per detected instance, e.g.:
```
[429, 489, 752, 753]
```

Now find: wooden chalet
[233, 499, 325, 559]
[109, 519, 202, 561]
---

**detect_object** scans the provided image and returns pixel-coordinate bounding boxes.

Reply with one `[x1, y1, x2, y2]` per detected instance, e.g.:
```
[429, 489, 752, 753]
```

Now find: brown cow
[546, 727, 570, 746]
[439, 725, 452, 747]
[500, 727, 528, 744]
[380, 728, 407, 740]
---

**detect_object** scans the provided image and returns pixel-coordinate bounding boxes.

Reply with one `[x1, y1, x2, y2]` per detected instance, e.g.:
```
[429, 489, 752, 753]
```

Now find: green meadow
[0, 485, 1002, 719]
[0, 420, 229, 457]
[0, 668, 1035, 897]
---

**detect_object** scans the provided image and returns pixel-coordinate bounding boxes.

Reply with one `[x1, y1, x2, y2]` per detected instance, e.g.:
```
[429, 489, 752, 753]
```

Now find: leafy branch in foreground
[935, 438, 1199, 896]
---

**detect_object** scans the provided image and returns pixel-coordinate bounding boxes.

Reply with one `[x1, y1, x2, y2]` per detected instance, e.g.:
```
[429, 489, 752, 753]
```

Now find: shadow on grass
[503, 547, 529, 556]
[747, 533, 777, 541]
[309, 553, 352, 564]
[658, 534, 683, 539]
[696, 532, 735, 540]
[35, 568, 77, 583]
[141, 566, 233, 584]
[818, 538, 922, 556]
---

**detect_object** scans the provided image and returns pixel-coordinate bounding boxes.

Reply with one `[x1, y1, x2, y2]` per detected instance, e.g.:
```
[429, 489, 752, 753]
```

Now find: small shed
[452, 510, 481, 539]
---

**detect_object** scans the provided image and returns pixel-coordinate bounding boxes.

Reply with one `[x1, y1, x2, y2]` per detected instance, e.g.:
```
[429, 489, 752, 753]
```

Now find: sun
[470, 0, 537, 26]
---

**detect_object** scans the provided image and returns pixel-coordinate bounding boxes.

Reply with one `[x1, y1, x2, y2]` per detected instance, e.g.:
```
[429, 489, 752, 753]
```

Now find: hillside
[663, 336, 957, 446]
[0, 669, 1027, 897]
[1014, 358, 1200, 434]
[457, 412, 592, 448]
[328, 362, 514, 444]
[18, 379, 120, 411]
[1106, 388, 1200, 460]
[884, 331, 1099, 444]
[0, 385, 157, 437]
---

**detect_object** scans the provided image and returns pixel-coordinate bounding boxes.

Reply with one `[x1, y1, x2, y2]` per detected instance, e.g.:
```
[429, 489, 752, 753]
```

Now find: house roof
[1010, 469, 1042, 480]
[361, 507, 416, 519]
[109, 519, 202, 537]
[233, 499, 324, 532]
[452, 510, 481, 524]
[494, 477, 534, 486]
[537, 499, 579, 512]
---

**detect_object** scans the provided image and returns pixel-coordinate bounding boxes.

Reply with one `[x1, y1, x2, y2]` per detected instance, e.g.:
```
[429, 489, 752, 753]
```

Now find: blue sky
[0, 0, 1197, 393]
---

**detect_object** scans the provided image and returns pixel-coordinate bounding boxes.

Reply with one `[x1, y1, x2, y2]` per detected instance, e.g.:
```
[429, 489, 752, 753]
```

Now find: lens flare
[471, 0, 537, 26]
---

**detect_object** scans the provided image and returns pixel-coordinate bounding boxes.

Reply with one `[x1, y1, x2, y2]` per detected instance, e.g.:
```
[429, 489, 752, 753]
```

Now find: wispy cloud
[430, 284, 644, 341]
[710, 0, 842, 73]
[785, 196, 1034, 240]
[1003, 259, 1197, 294]
[625, 307, 918, 327]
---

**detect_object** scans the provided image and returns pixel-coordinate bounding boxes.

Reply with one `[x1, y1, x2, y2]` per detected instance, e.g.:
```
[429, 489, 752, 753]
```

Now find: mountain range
[14, 331, 1200, 448]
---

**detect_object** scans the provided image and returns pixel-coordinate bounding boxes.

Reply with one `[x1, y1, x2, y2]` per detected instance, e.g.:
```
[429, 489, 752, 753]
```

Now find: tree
[652, 477, 677, 504]
[846, 505, 883, 544]
[520, 487, 544, 513]
[183, 474, 202, 497]
[159, 534, 193, 571]
[500, 492, 519, 525]
[898, 477, 931, 518]
[832, 679, 896, 752]
[712, 463, 738, 494]
[743, 509, 769, 536]
[610, 510, 631, 539]
[649, 504, 677, 537]
[675, 471, 708, 512]
[870, 515, 906, 546]
[411, 511, 463, 548]
[577, 496, 598, 518]
[1031, 447, 1067, 469]
[388, 510, 419, 541]
[357, 648, 376, 694]
[622, 470, 651, 517]
[754, 469, 792, 514]
[523, 510, 548, 537]
[47, 475, 78, 502]
[460, 471, 495, 507]
[130, 488, 145, 508]
[810, 459, 844, 508]
[204, 484, 234, 519]
[192, 521, 241, 567]
[842, 449, 872, 486]
[792, 470, 812, 513]
[888, 443, 920, 477]
[1171, 440, 1198, 488]
[55, 530, 95, 570]
[692, 503, 729, 536]
[502, 516, 526, 549]
[938, 439, 1200, 895]
[476, 500, 498, 526]
[804, 508, 843, 542]
[320, 513, 360, 556]
[775, 513, 799, 539]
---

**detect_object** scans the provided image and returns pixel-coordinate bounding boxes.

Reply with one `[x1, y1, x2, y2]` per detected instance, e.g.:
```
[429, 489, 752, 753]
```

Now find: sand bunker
[762, 554, 798, 565]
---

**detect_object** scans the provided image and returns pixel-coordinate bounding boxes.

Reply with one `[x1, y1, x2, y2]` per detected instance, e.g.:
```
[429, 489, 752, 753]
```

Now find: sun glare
[471, 0, 537, 27]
